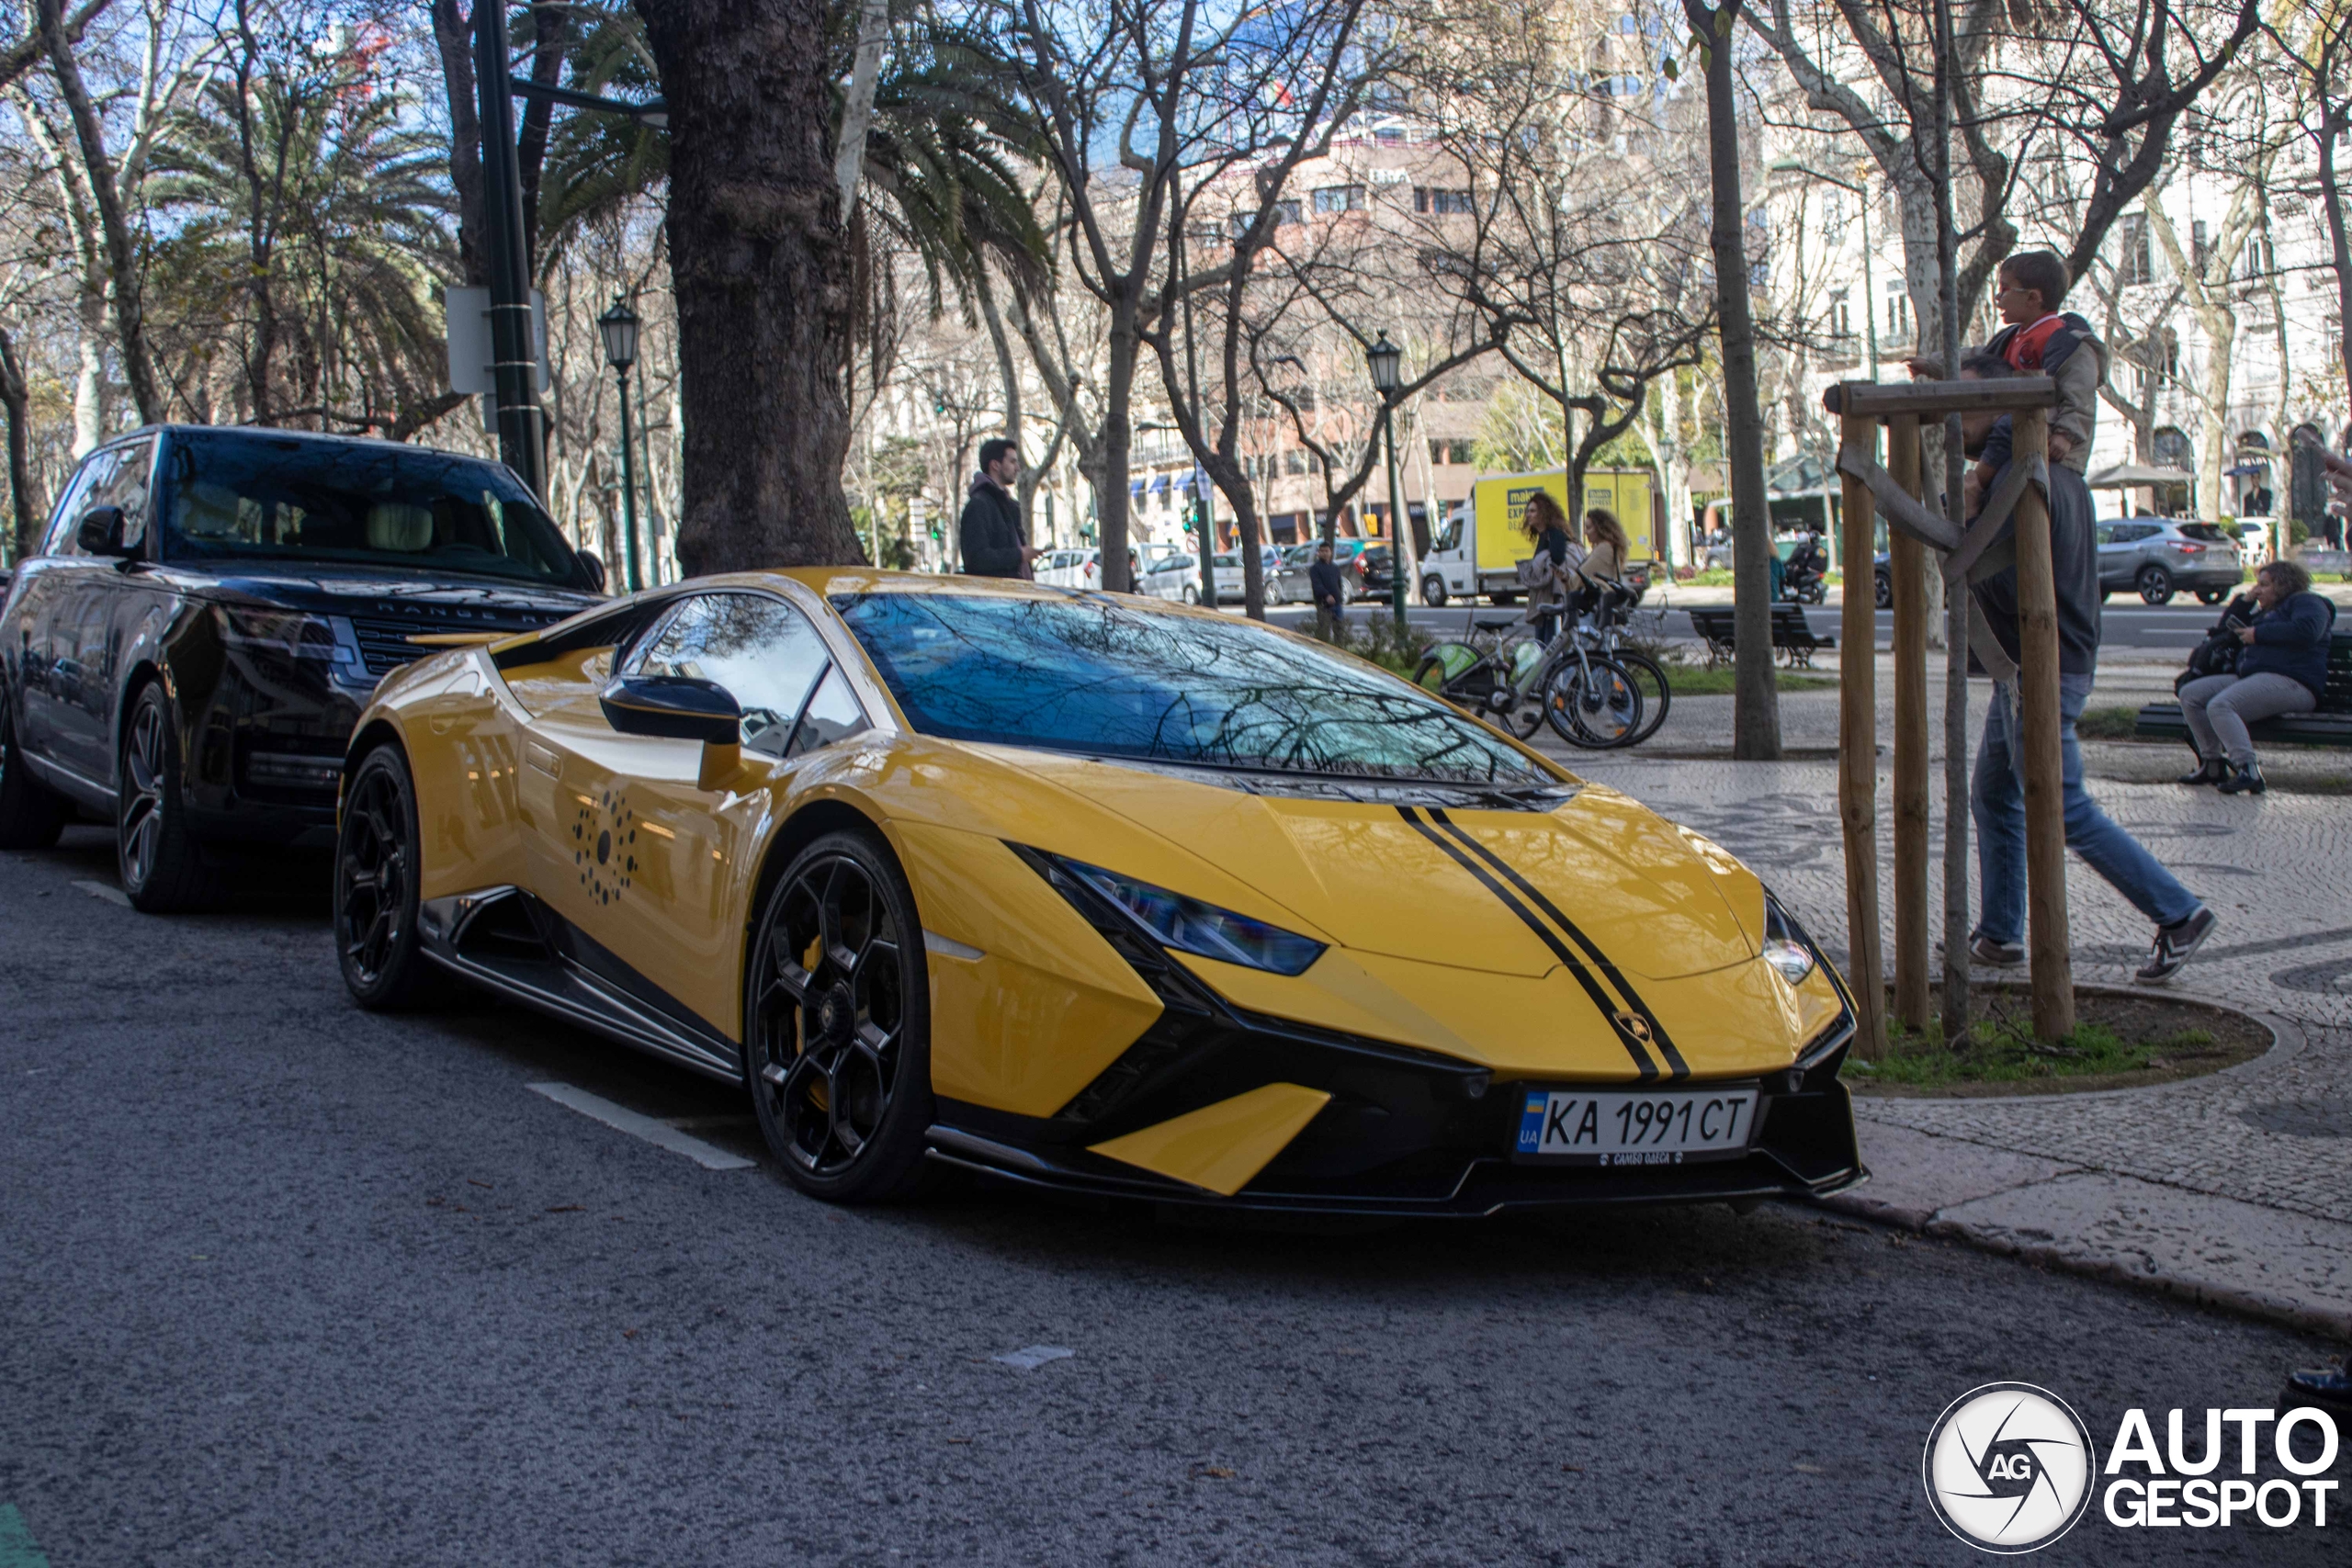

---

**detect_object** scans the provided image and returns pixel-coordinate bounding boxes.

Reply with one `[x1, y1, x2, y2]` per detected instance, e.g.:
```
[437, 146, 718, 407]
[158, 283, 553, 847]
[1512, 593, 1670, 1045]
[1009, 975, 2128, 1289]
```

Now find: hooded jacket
[1984, 312, 2109, 474]
[958, 474, 1027, 577]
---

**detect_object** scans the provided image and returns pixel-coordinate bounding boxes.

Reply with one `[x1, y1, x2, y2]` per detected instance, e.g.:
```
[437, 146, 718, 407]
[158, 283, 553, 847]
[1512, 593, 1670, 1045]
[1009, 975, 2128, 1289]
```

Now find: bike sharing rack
[1821, 375, 2073, 1053]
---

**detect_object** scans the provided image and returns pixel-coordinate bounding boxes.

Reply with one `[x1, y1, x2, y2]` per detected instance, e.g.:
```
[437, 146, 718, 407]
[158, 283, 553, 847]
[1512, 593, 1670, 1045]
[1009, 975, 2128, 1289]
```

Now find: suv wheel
[0, 682, 65, 850]
[2136, 565, 2175, 605]
[117, 682, 220, 912]
[2196, 587, 2229, 606]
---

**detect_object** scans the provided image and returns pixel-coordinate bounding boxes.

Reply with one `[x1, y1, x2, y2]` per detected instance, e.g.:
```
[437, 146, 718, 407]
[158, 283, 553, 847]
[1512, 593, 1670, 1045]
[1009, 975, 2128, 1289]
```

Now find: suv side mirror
[576, 550, 608, 593]
[75, 505, 134, 559]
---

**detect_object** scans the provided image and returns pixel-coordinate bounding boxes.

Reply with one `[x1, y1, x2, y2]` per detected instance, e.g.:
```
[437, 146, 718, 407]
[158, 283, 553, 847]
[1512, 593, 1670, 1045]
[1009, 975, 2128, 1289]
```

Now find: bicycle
[1560, 584, 1671, 748]
[1414, 612, 1644, 749]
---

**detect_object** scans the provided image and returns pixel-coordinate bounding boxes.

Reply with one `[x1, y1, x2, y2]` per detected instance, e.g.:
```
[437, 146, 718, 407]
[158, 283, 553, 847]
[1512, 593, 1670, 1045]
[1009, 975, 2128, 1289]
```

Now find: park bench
[2133, 630, 2352, 751]
[1686, 604, 1837, 669]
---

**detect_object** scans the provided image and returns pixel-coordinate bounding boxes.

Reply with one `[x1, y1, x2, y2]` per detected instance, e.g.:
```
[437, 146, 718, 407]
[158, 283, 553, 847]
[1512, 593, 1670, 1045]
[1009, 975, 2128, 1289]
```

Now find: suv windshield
[833, 592, 1554, 787]
[157, 430, 585, 586]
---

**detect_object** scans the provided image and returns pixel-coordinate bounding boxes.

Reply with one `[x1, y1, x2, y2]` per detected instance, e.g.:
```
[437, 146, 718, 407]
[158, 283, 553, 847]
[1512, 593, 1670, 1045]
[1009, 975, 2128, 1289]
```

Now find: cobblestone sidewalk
[1550, 744, 2352, 1338]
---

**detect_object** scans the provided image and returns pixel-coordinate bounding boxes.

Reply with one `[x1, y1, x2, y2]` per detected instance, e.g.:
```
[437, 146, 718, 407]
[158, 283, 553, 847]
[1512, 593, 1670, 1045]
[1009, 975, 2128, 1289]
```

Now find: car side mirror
[576, 550, 608, 593]
[601, 674, 746, 788]
[75, 505, 134, 559]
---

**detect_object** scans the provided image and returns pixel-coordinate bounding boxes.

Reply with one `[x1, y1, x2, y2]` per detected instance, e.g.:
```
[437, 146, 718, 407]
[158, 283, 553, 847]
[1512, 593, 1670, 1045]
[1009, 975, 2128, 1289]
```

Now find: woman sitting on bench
[2177, 558, 2338, 795]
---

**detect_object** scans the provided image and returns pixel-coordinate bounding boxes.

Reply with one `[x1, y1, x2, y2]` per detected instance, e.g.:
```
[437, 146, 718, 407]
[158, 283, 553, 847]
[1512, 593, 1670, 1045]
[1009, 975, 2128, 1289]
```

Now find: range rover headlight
[1052, 855, 1327, 976]
[1762, 895, 1819, 987]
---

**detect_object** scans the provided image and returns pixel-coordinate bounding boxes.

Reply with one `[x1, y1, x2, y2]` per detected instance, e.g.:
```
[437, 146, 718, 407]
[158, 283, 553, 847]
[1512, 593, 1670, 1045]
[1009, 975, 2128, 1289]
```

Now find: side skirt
[418, 886, 741, 1085]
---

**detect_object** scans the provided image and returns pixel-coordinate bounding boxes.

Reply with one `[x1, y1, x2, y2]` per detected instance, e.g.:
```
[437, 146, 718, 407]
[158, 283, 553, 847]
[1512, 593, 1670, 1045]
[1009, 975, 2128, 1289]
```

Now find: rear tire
[1542, 657, 1644, 749]
[0, 682, 65, 850]
[335, 745, 456, 1010]
[1613, 651, 1673, 746]
[117, 682, 219, 912]
[2195, 587, 2228, 606]
[745, 829, 933, 1203]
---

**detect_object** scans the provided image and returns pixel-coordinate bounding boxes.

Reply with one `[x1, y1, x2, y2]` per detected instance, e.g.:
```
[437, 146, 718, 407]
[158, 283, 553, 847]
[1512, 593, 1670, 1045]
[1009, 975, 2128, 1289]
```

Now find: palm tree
[150, 56, 458, 434]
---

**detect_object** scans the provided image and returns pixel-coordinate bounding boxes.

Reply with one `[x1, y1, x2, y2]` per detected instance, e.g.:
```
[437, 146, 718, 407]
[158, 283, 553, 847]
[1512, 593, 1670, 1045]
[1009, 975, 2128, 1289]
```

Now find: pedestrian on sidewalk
[958, 438, 1040, 579]
[1954, 354, 2215, 986]
[2175, 558, 2338, 795]
[1308, 539, 1347, 639]
[1521, 491, 1579, 643]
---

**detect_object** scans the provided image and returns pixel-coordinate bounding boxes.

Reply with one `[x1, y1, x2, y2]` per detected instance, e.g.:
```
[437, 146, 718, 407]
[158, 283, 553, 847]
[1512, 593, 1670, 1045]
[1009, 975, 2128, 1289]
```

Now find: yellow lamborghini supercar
[334, 570, 1861, 1212]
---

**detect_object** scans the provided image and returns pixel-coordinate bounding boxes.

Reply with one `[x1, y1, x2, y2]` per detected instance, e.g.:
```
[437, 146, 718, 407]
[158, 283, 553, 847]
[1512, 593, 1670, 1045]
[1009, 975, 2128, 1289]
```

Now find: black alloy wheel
[2136, 564, 2176, 605]
[0, 682, 65, 850]
[745, 829, 933, 1201]
[116, 683, 218, 912]
[334, 746, 452, 1009]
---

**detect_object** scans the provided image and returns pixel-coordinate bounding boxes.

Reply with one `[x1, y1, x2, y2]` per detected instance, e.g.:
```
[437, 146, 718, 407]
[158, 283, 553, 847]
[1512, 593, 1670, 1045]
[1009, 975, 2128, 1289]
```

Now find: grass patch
[1665, 663, 1838, 695]
[2075, 705, 2142, 741]
[1849, 987, 2268, 1096]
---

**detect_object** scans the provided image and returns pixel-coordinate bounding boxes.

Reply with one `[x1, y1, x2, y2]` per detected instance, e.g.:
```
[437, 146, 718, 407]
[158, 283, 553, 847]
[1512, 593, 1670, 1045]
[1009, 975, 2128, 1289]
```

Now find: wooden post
[2008, 407, 2075, 1041]
[1838, 407, 1885, 1059]
[1886, 416, 1929, 1032]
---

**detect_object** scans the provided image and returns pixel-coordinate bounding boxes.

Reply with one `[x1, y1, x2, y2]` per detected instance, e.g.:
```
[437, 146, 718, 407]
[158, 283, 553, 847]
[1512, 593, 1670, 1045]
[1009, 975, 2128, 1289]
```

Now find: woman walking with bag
[1519, 492, 1580, 643]
[2176, 558, 2337, 795]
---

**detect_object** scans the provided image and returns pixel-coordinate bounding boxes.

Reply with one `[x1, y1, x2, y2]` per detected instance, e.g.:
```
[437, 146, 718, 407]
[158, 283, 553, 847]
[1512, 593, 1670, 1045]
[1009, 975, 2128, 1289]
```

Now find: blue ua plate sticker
[1514, 1086, 1759, 1165]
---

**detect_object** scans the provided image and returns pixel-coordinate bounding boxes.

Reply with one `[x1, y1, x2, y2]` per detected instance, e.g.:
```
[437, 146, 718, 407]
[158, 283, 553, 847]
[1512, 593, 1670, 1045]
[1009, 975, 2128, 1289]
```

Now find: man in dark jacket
[1308, 540, 1347, 637]
[1956, 355, 2212, 986]
[2176, 558, 2337, 795]
[958, 438, 1035, 578]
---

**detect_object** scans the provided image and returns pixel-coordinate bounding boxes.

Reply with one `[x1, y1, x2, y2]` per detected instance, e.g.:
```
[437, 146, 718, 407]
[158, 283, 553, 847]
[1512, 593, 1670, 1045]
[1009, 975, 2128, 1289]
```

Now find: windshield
[158, 430, 586, 587]
[832, 592, 1554, 786]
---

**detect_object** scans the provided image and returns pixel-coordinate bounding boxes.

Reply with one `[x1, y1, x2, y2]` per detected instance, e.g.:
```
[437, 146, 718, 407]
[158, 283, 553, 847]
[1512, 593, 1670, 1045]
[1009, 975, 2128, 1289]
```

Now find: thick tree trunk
[0, 323, 40, 562]
[637, 0, 864, 571]
[1686, 1, 1779, 760]
[1098, 311, 1137, 593]
[40, 0, 160, 423]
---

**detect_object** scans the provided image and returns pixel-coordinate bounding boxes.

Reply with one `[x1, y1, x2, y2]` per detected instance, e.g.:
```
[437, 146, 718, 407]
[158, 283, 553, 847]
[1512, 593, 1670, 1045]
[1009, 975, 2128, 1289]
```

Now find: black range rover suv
[0, 425, 604, 909]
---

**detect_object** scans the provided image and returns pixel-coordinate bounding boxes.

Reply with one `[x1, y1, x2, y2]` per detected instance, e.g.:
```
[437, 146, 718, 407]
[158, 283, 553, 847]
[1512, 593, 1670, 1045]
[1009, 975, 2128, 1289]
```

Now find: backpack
[2176, 593, 2256, 693]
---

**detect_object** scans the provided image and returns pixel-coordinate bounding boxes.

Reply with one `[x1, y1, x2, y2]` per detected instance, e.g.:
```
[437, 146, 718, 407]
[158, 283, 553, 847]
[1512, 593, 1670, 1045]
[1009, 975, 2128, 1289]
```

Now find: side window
[87, 437, 156, 549]
[786, 664, 870, 757]
[622, 592, 831, 757]
[41, 459, 102, 555]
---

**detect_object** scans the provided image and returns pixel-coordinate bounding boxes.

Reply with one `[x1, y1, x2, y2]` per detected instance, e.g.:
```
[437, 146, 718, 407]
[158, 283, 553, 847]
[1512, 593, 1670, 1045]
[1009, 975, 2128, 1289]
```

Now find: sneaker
[2284, 1359, 2352, 1417]
[1936, 935, 2026, 967]
[2134, 908, 2217, 986]
[2175, 757, 2225, 786]
[2217, 759, 2266, 795]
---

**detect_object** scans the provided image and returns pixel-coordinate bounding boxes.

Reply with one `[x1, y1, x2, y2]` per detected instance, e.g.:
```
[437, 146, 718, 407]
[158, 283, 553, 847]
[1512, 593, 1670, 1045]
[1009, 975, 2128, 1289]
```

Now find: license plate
[1512, 1085, 1760, 1166]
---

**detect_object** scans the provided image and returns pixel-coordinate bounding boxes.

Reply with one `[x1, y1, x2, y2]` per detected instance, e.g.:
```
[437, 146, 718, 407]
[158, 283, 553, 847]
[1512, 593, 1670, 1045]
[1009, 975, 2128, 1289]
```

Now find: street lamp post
[599, 296, 646, 593]
[1365, 331, 1408, 628]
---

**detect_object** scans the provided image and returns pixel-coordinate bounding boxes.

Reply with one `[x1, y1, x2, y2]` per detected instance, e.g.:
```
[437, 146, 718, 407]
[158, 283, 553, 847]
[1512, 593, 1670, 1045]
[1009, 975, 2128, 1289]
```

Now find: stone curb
[1814, 1188, 2352, 1345]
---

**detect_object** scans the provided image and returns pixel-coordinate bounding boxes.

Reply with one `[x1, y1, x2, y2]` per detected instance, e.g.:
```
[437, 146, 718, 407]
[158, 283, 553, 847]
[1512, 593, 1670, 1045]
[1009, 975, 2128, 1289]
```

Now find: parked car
[1035, 547, 1094, 588]
[1206, 549, 1290, 605]
[1138, 552, 1201, 603]
[2095, 518, 2242, 605]
[1272, 536, 1376, 604]
[0, 425, 604, 909]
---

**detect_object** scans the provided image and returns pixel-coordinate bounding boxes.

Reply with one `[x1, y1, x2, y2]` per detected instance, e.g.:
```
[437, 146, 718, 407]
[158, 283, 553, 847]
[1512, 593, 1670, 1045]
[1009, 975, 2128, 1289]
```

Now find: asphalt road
[3, 829, 2342, 1565]
[1259, 599, 2221, 659]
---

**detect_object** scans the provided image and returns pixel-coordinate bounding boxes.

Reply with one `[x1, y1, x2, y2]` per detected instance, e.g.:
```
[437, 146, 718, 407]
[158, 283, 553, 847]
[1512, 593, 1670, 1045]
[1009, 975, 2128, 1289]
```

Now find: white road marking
[526, 1082, 756, 1171]
[70, 879, 130, 908]
[992, 1345, 1075, 1371]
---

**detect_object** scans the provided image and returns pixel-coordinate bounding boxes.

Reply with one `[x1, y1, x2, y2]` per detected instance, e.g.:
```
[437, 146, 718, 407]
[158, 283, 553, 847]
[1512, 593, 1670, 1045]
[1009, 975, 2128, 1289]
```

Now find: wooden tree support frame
[1821, 376, 2074, 1050]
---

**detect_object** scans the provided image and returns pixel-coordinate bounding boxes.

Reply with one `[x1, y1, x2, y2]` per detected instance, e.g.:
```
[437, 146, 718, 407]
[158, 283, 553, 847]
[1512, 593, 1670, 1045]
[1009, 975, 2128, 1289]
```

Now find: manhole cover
[2236, 1101, 2352, 1138]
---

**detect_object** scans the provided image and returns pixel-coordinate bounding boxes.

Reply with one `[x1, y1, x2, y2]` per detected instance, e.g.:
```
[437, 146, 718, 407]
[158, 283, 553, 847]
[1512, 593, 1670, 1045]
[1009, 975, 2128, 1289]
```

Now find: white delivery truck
[1416, 467, 1657, 606]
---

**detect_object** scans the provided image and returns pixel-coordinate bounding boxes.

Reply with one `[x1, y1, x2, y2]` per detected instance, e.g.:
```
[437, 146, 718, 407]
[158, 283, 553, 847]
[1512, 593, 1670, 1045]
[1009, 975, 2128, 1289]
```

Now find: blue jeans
[1972, 672, 2200, 942]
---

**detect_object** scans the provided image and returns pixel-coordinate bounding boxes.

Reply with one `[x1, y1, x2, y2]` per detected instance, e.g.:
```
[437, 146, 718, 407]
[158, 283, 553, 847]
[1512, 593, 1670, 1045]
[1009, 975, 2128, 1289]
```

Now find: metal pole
[1384, 398, 1408, 627]
[474, 3, 545, 500]
[616, 367, 644, 593]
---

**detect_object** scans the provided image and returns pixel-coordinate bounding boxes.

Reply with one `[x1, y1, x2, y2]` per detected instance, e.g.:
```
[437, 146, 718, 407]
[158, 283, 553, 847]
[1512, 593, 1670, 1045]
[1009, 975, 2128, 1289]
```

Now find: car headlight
[219, 605, 338, 660]
[1053, 855, 1326, 976]
[1762, 895, 1818, 987]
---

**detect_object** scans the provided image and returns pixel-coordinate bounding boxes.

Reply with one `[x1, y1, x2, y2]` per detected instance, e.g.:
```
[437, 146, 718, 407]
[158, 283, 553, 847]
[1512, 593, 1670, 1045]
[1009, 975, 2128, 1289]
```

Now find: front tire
[117, 682, 218, 912]
[335, 745, 453, 1009]
[0, 682, 65, 850]
[1182, 584, 1199, 604]
[1421, 575, 1448, 608]
[2137, 565, 2175, 605]
[745, 829, 933, 1203]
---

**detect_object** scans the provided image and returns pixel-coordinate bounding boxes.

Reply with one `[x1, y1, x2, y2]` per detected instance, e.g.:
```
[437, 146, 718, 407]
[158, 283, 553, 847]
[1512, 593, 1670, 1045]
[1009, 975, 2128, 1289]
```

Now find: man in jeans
[1957, 355, 2215, 985]
[1308, 539, 1347, 638]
